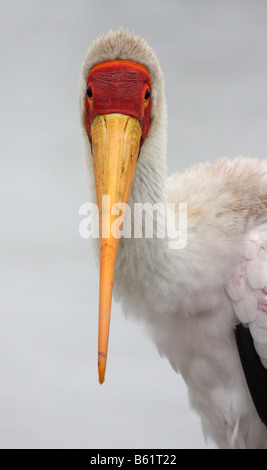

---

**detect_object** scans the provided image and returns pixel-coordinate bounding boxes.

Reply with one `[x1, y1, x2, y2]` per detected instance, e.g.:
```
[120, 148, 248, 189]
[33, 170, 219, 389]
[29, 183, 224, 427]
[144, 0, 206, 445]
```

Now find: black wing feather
[235, 324, 267, 426]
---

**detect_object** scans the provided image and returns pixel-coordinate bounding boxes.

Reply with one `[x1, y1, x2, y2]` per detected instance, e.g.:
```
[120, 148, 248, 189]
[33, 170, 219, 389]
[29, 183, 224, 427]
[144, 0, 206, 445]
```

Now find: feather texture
[227, 223, 267, 367]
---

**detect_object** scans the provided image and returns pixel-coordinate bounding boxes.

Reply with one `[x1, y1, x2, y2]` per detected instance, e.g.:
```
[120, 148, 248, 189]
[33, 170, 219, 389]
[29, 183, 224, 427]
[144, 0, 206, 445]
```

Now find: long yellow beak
[91, 113, 142, 384]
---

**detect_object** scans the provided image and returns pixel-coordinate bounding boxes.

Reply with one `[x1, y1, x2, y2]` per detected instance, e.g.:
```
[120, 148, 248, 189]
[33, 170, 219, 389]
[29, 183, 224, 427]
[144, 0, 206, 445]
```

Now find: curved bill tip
[98, 354, 106, 385]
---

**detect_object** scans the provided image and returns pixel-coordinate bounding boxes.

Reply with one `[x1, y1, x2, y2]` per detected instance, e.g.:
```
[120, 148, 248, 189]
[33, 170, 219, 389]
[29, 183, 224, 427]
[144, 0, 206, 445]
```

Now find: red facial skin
[85, 60, 152, 149]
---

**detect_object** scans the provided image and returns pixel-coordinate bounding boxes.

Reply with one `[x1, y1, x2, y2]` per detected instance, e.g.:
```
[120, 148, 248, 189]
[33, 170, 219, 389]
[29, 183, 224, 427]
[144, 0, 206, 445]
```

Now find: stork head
[79, 29, 165, 384]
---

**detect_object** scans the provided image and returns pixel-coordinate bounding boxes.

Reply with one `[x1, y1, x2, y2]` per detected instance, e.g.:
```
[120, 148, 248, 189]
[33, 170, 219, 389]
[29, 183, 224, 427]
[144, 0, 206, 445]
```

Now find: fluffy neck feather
[113, 105, 177, 318]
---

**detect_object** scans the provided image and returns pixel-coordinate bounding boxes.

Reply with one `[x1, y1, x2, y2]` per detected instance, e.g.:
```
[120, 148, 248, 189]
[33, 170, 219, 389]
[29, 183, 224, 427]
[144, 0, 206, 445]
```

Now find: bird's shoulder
[167, 156, 267, 236]
[166, 157, 267, 345]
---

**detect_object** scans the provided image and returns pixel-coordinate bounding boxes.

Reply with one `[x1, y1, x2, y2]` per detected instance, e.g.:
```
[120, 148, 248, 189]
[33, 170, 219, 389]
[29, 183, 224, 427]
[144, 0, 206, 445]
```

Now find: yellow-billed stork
[79, 29, 267, 449]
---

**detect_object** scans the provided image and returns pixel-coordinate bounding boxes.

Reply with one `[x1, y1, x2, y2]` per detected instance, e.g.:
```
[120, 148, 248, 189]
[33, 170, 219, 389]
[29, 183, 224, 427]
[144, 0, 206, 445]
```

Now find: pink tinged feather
[226, 276, 246, 302]
[231, 289, 257, 323]
[249, 321, 267, 343]
[247, 258, 266, 290]
[256, 302, 267, 327]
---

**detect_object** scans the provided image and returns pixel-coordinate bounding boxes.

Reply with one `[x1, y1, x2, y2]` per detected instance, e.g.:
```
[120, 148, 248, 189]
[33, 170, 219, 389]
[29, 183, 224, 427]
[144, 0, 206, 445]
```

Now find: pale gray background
[1, 0, 266, 449]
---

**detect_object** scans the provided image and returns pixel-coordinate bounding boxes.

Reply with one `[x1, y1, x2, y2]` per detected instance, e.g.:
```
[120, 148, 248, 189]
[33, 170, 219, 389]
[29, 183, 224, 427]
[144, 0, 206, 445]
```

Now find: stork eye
[86, 86, 93, 98]
[144, 88, 151, 100]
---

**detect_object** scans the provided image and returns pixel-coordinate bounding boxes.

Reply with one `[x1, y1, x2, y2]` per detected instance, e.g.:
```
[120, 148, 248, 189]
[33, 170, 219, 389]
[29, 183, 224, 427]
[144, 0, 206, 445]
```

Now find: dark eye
[86, 86, 93, 98]
[144, 88, 151, 100]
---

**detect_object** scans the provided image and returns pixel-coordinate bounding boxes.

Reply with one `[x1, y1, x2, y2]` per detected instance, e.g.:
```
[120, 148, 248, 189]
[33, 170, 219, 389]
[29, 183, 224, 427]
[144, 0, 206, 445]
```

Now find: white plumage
[227, 221, 267, 368]
[79, 29, 267, 449]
